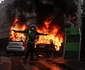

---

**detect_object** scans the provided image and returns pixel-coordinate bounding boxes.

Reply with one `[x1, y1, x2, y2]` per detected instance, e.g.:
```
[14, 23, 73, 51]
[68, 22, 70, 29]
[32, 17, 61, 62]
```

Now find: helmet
[30, 23, 36, 27]
[29, 24, 36, 30]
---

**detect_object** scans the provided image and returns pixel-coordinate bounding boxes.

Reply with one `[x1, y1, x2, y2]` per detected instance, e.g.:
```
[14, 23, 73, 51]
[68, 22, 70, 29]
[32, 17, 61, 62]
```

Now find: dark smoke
[6, 0, 77, 26]
[6, 0, 34, 24]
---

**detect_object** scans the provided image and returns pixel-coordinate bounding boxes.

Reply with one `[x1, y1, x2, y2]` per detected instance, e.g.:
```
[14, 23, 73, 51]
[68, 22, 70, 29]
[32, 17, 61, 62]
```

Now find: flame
[36, 18, 64, 51]
[9, 18, 64, 51]
[9, 18, 28, 42]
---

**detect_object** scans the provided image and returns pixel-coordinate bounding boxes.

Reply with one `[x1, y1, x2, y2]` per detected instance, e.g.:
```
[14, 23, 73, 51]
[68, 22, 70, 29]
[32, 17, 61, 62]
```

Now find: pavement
[0, 56, 11, 70]
[0, 55, 85, 70]
[0, 38, 85, 70]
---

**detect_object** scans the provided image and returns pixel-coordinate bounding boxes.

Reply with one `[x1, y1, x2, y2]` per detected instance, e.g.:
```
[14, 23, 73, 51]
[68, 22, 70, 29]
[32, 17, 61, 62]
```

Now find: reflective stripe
[64, 43, 79, 51]
[29, 30, 31, 34]
[26, 36, 29, 41]
[26, 30, 31, 42]
[65, 28, 79, 35]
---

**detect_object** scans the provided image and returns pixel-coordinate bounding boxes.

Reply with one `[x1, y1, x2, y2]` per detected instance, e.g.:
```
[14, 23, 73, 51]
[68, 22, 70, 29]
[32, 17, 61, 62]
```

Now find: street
[0, 53, 85, 70]
[0, 37, 85, 70]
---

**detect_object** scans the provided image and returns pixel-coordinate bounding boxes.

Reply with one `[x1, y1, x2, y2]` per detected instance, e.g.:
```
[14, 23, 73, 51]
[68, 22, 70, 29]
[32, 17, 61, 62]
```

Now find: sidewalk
[66, 60, 85, 70]
[0, 56, 11, 70]
[46, 57, 85, 70]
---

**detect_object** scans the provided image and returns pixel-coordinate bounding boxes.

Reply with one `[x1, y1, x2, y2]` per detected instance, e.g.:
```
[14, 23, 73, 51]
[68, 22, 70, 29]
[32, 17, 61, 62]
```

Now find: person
[13, 24, 47, 64]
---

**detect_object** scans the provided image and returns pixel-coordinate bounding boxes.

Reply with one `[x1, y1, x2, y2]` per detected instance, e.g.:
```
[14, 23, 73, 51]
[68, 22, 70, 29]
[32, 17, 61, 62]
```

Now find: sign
[70, 12, 77, 24]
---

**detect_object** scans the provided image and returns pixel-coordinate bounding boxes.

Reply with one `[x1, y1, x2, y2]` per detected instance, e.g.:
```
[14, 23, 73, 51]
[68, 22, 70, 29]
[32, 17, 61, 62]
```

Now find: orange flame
[9, 18, 64, 51]
[36, 19, 64, 51]
[9, 18, 28, 42]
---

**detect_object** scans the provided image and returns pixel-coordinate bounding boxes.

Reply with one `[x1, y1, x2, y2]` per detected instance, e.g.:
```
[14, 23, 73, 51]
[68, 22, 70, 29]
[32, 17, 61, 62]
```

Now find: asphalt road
[0, 55, 85, 70]
[0, 38, 85, 70]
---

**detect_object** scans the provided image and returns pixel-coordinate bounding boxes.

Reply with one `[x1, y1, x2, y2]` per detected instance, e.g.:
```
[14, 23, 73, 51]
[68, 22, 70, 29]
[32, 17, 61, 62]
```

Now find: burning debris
[6, 0, 65, 54]
[9, 17, 64, 52]
[36, 18, 64, 51]
[9, 18, 28, 42]
[6, 18, 28, 53]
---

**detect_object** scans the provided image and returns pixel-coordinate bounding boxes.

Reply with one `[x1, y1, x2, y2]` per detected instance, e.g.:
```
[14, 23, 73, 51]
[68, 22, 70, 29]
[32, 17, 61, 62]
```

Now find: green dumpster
[63, 27, 81, 60]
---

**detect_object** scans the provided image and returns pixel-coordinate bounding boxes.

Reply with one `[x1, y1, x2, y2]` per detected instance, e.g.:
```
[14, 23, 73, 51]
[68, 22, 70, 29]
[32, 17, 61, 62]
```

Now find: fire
[36, 18, 64, 51]
[9, 18, 28, 42]
[9, 17, 64, 51]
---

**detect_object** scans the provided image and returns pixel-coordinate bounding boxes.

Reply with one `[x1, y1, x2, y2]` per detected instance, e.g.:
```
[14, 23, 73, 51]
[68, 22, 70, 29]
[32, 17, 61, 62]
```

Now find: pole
[78, 0, 82, 61]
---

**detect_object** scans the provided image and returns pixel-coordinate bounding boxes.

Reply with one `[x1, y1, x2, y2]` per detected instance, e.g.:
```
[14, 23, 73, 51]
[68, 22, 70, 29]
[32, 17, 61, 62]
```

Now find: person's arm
[12, 30, 28, 33]
[36, 31, 48, 35]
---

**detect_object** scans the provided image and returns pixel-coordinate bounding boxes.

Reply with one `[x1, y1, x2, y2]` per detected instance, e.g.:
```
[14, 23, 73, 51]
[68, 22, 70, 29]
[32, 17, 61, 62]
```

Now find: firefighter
[13, 24, 47, 64]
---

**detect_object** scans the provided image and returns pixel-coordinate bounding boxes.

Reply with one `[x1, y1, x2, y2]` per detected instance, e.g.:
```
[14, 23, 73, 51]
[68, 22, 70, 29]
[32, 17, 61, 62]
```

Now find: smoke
[6, 0, 77, 25]
[6, 0, 34, 23]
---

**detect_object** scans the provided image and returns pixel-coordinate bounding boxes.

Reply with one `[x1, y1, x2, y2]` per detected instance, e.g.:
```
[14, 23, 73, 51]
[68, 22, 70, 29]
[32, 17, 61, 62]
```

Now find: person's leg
[29, 44, 35, 65]
[25, 50, 29, 60]
[23, 45, 30, 64]
[29, 50, 35, 65]
[23, 50, 29, 64]
[30, 50, 34, 61]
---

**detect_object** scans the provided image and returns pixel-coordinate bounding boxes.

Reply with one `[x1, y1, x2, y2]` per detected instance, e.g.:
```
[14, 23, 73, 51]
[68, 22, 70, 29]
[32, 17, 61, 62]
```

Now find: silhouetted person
[13, 24, 47, 64]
